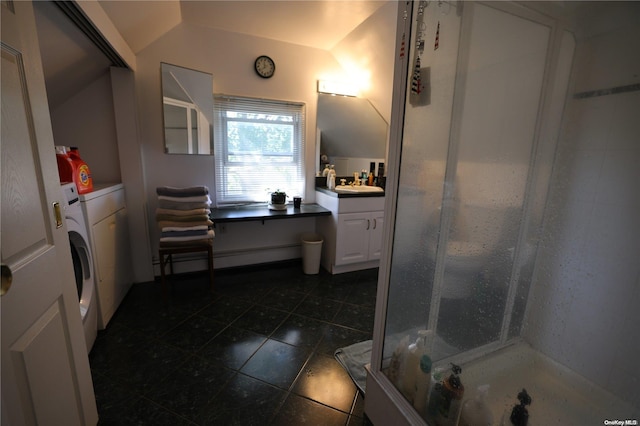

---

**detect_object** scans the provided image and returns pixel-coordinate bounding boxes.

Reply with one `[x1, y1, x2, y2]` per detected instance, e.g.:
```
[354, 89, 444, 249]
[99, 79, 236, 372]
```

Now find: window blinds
[213, 95, 306, 206]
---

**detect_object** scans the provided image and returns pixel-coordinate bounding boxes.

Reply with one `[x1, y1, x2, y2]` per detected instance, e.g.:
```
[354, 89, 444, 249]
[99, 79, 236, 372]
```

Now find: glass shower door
[379, 0, 558, 412]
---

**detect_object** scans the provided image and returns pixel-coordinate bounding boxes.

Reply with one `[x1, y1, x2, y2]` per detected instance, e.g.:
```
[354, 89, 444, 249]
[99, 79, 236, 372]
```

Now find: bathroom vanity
[315, 187, 385, 274]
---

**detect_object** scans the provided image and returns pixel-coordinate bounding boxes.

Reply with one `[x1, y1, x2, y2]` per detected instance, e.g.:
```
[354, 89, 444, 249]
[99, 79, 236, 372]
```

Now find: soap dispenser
[326, 165, 336, 190]
[501, 389, 532, 426]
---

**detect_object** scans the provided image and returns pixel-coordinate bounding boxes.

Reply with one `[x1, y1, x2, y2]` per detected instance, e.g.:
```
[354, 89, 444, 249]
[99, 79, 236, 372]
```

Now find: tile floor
[89, 261, 377, 425]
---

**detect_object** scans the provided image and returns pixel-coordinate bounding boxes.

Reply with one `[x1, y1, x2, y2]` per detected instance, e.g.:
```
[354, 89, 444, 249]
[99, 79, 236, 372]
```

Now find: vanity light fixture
[317, 80, 358, 97]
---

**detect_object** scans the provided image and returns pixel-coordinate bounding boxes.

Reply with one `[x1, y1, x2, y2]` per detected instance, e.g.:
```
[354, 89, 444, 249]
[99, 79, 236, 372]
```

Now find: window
[214, 95, 305, 206]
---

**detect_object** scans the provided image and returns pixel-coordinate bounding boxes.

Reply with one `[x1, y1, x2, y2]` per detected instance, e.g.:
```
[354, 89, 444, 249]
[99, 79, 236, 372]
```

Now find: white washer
[61, 183, 98, 352]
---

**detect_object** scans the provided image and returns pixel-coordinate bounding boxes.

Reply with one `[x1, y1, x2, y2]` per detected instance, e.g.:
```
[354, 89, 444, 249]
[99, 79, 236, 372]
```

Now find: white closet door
[1, 2, 97, 424]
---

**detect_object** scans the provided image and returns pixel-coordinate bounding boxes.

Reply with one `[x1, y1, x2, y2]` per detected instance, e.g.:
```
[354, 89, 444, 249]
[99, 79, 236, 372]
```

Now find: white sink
[334, 185, 384, 194]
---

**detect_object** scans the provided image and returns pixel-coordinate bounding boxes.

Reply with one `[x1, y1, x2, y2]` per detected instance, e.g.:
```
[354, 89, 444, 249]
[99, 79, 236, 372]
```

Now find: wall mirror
[161, 63, 213, 155]
[316, 93, 387, 176]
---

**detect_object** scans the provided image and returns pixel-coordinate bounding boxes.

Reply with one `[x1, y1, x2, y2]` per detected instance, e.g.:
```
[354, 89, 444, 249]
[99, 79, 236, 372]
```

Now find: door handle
[366, 219, 370, 230]
[373, 218, 377, 229]
[1, 264, 13, 296]
[53, 201, 63, 228]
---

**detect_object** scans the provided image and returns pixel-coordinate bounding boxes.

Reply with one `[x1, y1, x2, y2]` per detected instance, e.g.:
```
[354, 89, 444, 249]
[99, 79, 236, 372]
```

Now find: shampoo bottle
[459, 384, 493, 426]
[501, 389, 532, 426]
[401, 337, 420, 402]
[389, 335, 411, 391]
[413, 330, 434, 418]
[426, 363, 465, 426]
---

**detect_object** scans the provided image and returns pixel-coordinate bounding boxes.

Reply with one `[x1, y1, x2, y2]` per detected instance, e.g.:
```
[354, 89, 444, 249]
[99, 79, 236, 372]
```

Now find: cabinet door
[92, 212, 118, 320]
[91, 206, 132, 328]
[336, 213, 370, 265]
[368, 211, 385, 260]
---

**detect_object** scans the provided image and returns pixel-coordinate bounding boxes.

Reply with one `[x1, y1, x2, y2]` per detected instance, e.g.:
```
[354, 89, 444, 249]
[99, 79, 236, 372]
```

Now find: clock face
[254, 55, 275, 78]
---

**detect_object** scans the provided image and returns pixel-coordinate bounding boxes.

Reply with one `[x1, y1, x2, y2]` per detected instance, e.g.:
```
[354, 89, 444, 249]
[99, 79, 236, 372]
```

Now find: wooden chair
[158, 239, 214, 301]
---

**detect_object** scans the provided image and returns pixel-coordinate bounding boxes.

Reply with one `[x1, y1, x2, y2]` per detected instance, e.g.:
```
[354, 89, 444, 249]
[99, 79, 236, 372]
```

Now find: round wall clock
[254, 55, 275, 78]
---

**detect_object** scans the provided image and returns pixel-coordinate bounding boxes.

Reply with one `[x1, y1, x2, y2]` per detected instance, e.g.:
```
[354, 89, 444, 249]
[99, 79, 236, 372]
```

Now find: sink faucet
[353, 172, 361, 186]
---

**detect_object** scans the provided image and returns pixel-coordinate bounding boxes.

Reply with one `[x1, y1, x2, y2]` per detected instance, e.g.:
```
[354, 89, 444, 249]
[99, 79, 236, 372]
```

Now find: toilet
[440, 241, 490, 300]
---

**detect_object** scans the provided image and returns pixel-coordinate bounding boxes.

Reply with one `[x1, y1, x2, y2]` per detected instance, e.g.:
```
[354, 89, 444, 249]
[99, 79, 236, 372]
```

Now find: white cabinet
[316, 189, 385, 274]
[80, 184, 133, 329]
[336, 211, 384, 265]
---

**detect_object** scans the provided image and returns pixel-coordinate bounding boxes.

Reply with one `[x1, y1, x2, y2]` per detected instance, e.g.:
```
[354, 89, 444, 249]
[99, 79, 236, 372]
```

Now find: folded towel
[156, 213, 210, 222]
[161, 229, 209, 239]
[157, 219, 213, 229]
[160, 229, 215, 242]
[160, 238, 213, 248]
[161, 225, 210, 233]
[156, 207, 210, 217]
[157, 199, 212, 210]
[156, 186, 209, 197]
[158, 194, 211, 203]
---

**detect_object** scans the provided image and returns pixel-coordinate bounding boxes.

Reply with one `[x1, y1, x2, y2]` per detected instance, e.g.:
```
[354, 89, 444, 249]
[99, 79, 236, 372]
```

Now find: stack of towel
[156, 186, 214, 244]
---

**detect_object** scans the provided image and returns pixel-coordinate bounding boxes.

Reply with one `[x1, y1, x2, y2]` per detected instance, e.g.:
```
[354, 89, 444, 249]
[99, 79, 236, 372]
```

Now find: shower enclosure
[366, 1, 639, 424]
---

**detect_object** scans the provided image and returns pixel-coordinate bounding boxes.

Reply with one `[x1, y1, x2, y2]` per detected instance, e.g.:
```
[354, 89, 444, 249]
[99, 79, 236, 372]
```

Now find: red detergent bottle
[55, 146, 73, 183]
[56, 146, 93, 194]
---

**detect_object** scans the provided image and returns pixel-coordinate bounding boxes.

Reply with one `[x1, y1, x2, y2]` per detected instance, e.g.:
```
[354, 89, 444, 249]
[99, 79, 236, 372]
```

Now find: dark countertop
[315, 186, 385, 198]
[210, 203, 331, 224]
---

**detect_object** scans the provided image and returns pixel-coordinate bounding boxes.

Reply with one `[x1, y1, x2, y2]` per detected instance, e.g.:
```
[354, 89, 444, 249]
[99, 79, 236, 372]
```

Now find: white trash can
[301, 233, 323, 274]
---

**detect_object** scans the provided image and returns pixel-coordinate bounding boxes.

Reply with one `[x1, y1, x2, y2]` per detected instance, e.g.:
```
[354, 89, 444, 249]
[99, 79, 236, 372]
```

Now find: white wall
[331, 1, 398, 124]
[50, 71, 121, 184]
[525, 2, 640, 408]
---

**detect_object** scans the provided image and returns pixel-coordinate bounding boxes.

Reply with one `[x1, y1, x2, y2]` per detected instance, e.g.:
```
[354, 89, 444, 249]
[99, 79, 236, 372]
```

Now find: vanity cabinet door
[335, 211, 385, 265]
[368, 211, 385, 260]
[335, 213, 370, 265]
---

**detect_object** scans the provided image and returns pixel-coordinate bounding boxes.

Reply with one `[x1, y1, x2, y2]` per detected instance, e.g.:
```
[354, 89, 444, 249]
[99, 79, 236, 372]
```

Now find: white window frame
[213, 95, 306, 206]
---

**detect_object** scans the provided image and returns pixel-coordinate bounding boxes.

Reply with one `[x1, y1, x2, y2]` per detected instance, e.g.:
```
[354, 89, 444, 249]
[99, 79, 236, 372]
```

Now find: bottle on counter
[327, 165, 336, 190]
[459, 384, 493, 426]
[377, 162, 385, 189]
[322, 164, 330, 177]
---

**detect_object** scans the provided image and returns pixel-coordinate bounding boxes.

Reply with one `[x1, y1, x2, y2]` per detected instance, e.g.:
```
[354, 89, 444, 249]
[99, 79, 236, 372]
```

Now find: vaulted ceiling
[98, 0, 390, 53]
[35, 0, 389, 109]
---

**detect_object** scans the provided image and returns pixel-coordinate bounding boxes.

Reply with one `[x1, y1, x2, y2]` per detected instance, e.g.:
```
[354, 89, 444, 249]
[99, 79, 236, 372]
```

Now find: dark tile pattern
[90, 261, 377, 425]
